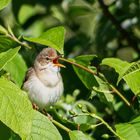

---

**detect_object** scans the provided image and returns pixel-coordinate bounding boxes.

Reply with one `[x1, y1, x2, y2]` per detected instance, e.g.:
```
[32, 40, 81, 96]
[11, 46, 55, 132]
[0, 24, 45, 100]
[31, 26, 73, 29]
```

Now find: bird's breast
[37, 69, 62, 87]
[24, 72, 63, 109]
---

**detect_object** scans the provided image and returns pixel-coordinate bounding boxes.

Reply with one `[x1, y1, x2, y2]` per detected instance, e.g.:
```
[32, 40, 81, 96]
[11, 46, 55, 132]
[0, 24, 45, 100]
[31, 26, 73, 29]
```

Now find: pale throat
[46, 62, 60, 73]
[35, 61, 61, 87]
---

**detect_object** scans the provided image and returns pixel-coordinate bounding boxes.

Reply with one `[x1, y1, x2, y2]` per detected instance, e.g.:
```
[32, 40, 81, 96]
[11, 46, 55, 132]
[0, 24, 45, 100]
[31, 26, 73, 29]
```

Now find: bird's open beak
[53, 56, 66, 68]
[54, 63, 66, 68]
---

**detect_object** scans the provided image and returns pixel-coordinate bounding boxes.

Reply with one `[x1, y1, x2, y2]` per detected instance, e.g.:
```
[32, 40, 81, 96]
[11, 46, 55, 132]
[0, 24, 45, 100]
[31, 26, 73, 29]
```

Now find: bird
[23, 47, 65, 110]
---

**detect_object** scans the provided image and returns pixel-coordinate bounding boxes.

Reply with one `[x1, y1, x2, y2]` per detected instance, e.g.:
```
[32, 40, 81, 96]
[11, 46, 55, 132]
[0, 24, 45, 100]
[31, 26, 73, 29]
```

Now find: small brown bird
[23, 48, 65, 109]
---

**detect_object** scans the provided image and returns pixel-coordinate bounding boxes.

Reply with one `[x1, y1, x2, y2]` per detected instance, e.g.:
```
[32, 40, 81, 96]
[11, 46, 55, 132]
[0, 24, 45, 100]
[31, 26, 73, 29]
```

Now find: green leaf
[24, 26, 65, 54]
[7, 24, 15, 37]
[101, 58, 130, 82]
[0, 47, 21, 71]
[27, 111, 62, 140]
[73, 55, 98, 89]
[0, 77, 33, 139]
[73, 55, 113, 103]
[118, 61, 140, 95]
[118, 60, 140, 82]
[4, 53, 27, 87]
[93, 76, 114, 103]
[0, 25, 8, 34]
[69, 130, 94, 140]
[69, 6, 92, 17]
[0, 0, 11, 10]
[102, 58, 140, 94]
[72, 100, 96, 125]
[0, 35, 17, 52]
[124, 72, 140, 95]
[0, 78, 62, 140]
[115, 116, 140, 140]
[18, 5, 36, 24]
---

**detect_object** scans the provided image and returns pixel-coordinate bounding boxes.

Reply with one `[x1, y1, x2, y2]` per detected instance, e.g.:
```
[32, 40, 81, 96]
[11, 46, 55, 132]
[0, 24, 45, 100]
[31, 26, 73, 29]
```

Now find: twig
[89, 113, 125, 140]
[60, 57, 131, 106]
[6, 34, 31, 49]
[110, 84, 130, 106]
[72, 113, 125, 140]
[41, 109, 71, 133]
[51, 119, 71, 133]
[98, 0, 140, 52]
[59, 58, 97, 75]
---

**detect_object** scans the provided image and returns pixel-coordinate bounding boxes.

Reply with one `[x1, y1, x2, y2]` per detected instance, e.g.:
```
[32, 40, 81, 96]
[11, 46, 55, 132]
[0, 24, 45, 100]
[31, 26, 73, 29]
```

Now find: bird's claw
[32, 103, 39, 110]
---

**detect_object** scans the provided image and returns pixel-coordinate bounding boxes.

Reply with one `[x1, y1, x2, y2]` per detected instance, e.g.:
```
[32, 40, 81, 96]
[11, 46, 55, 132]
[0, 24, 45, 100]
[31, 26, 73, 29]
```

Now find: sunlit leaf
[18, 5, 36, 24]
[0, 78, 62, 140]
[102, 58, 140, 95]
[0, 25, 8, 34]
[69, 130, 94, 140]
[115, 116, 140, 140]
[4, 53, 27, 87]
[0, 47, 21, 71]
[0, 0, 11, 10]
[118, 60, 140, 82]
[101, 58, 130, 82]
[24, 26, 65, 54]
[27, 111, 62, 140]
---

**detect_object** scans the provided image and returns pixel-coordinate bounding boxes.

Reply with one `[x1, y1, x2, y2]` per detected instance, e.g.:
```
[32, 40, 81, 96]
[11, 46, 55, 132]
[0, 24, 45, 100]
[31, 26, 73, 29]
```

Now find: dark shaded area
[0, 121, 21, 140]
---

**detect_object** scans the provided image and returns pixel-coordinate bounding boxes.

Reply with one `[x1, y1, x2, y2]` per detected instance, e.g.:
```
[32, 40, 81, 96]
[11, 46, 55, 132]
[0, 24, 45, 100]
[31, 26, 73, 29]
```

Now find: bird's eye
[46, 57, 49, 60]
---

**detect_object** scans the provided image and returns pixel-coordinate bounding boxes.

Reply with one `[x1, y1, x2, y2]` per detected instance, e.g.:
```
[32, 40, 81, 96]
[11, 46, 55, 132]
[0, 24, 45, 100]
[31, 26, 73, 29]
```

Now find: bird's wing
[22, 67, 35, 89]
[22, 67, 35, 90]
[24, 67, 35, 81]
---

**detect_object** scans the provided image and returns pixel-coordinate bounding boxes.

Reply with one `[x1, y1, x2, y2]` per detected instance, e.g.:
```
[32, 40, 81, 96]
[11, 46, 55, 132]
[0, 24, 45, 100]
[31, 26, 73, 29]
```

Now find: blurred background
[0, 0, 140, 139]
[1, 0, 140, 61]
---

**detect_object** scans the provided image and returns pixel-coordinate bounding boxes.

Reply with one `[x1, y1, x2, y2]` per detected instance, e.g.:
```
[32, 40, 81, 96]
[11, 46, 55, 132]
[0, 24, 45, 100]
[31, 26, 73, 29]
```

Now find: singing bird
[23, 48, 65, 109]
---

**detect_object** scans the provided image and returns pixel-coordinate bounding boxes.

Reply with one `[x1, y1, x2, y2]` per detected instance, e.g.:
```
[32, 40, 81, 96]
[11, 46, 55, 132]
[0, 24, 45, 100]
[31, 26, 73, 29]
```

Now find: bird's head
[34, 48, 65, 72]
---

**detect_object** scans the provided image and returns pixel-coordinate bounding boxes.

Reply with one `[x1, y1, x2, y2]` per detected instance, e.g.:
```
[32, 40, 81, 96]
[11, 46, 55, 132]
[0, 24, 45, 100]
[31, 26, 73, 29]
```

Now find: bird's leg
[32, 104, 52, 120]
[32, 103, 39, 110]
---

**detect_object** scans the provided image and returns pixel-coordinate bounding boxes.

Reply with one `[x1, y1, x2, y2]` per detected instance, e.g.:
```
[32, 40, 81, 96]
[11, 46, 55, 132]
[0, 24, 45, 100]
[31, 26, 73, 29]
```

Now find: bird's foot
[32, 103, 39, 110]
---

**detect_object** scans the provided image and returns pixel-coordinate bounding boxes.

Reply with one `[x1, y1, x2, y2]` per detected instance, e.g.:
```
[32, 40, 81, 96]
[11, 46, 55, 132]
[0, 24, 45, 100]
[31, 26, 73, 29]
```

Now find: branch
[59, 58, 97, 75]
[89, 113, 125, 140]
[42, 110, 71, 133]
[6, 34, 31, 49]
[72, 112, 125, 140]
[60, 57, 131, 106]
[98, 0, 140, 52]
[110, 84, 130, 106]
[51, 119, 71, 133]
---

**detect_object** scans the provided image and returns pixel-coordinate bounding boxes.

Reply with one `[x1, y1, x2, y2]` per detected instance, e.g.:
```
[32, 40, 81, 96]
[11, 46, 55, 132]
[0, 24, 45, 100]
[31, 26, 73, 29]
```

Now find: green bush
[0, 0, 140, 140]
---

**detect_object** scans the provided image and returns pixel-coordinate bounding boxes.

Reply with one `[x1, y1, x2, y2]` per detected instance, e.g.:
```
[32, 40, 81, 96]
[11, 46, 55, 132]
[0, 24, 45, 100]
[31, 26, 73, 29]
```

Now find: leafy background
[0, 0, 140, 140]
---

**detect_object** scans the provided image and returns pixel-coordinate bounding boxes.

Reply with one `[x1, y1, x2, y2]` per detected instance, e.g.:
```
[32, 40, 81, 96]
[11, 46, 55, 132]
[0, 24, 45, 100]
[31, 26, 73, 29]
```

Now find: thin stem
[110, 84, 130, 106]
[50, 119, 71, 133]
[59, 58, 97, 75]
[6, 34, 31, 49]
[89, 113, 125, 140]
[41, 109, 71, 133]
[60, 57, 131, 107]
[93, 122, 103, 127]
[72, 113, 124, 139]
[88, 122, 104, 129]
